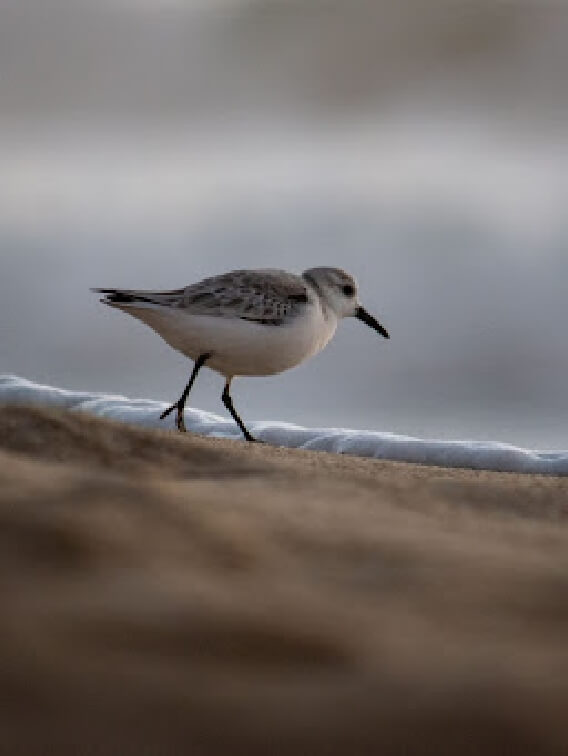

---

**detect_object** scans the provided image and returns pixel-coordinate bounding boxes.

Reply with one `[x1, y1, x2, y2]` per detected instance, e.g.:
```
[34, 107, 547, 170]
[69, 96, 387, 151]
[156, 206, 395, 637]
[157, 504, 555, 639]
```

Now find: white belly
[120, 303, 338, 378]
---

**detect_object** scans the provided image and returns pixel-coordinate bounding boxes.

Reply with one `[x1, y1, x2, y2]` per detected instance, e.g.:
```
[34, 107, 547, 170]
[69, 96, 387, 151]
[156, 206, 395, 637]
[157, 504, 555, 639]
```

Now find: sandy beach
[1, 404, 568, 754]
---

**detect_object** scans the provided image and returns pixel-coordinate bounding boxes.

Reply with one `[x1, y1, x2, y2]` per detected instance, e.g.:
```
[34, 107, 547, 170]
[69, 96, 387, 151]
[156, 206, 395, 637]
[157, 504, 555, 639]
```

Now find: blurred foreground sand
[1, 405, 568, 754]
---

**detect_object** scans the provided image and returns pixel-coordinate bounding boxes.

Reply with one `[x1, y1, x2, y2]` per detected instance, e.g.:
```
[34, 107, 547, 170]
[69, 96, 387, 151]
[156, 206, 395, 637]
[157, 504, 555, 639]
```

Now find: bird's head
[302, 267, 390, 339]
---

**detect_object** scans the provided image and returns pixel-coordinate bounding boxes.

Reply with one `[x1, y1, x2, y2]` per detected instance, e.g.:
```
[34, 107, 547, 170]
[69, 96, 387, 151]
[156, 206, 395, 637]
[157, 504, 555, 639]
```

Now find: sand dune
[1, 405, 568, 754]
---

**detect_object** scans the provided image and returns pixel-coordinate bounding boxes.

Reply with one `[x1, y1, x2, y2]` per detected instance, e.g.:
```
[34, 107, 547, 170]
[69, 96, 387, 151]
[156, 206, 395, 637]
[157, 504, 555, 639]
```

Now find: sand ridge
[1, 405, 568, 754]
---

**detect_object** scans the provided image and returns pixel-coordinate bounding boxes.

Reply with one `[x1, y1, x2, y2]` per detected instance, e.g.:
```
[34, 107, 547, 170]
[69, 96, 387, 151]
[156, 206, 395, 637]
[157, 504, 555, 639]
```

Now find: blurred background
[1, 0, 568, 448]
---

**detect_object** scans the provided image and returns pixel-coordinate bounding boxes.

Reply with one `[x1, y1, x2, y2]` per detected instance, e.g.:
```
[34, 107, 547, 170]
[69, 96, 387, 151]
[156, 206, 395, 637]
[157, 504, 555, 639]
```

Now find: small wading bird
[93, 267, 390, 442]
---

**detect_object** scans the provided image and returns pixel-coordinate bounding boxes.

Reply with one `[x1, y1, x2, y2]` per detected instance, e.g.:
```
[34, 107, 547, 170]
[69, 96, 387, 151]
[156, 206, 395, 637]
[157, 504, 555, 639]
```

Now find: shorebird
[93, 267, 389, 442]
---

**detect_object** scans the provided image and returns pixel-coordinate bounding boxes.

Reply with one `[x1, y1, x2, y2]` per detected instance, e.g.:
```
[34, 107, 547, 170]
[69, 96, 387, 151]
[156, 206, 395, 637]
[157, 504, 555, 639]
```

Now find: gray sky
[2, 0, 568, 448]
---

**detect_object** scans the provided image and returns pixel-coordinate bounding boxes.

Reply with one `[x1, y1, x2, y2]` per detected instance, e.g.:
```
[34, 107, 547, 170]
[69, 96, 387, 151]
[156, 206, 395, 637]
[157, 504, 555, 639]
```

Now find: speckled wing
[178, 269, 310, 325]
[93, 269, 310, 324]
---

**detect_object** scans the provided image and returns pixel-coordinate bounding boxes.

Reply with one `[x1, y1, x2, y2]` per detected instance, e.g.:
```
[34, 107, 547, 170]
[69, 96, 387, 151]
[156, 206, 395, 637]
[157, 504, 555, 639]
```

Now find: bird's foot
[159, 403, 176, 420]
[159, 402, 186, 432]
[176, 407, 187, 433]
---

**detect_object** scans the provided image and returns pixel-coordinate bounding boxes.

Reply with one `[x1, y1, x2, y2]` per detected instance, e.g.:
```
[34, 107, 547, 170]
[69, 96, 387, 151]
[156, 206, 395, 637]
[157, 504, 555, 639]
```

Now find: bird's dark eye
[342, 284, 355, 297]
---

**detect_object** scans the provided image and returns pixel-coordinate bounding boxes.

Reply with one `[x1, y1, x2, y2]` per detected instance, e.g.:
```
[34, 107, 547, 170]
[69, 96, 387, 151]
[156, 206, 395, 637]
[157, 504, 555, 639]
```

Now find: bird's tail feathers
[91, 288, 183, 308]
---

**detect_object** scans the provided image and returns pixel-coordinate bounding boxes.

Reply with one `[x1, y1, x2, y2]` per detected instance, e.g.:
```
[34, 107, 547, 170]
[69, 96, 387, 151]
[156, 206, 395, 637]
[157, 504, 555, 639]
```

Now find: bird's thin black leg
[160, 352, 211, 432]
[221, 380, 260, 443]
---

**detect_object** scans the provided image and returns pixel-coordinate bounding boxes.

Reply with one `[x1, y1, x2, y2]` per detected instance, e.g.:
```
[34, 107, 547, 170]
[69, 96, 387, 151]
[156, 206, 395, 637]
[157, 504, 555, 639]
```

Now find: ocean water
[1, 1, 568, 450]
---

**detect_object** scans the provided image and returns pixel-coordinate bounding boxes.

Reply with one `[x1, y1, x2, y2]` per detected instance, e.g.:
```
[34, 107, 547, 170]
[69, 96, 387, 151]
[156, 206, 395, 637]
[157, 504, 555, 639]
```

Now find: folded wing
[93, 269, 310, 326]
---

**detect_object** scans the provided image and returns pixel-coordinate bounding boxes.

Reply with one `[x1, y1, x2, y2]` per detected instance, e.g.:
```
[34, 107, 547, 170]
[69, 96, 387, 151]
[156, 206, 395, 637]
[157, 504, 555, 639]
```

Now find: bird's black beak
[355, 306, 390, 339]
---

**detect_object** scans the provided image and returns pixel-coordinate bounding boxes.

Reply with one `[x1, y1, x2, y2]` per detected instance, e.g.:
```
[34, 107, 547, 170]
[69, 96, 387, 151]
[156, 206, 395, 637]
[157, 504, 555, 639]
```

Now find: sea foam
[1, 374, 567, 475]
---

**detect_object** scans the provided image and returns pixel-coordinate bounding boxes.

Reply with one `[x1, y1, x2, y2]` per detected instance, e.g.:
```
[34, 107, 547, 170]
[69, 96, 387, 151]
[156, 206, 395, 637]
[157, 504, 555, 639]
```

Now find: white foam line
[1, 374, 567, 475]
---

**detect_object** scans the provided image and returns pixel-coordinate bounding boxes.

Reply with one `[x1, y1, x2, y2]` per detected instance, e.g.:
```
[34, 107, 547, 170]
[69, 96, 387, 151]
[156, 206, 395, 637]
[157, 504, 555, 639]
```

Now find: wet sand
[1, 405, 567, 754]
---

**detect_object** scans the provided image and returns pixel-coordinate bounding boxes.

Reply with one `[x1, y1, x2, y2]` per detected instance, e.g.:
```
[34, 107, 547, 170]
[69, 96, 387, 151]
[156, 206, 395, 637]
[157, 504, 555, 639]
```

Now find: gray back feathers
[94, 269, 311, 325]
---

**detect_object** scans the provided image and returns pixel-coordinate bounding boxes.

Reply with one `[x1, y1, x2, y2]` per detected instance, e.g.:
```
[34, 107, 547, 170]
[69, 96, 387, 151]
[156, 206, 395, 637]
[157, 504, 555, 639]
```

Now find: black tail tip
[107, 292, 137, 304]
[92, 289, 137, 304]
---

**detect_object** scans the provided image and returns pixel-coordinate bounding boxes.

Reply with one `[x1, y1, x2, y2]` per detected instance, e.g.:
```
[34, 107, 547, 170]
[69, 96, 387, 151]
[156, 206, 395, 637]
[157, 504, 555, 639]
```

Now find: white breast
[123, 300, 338, 378]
